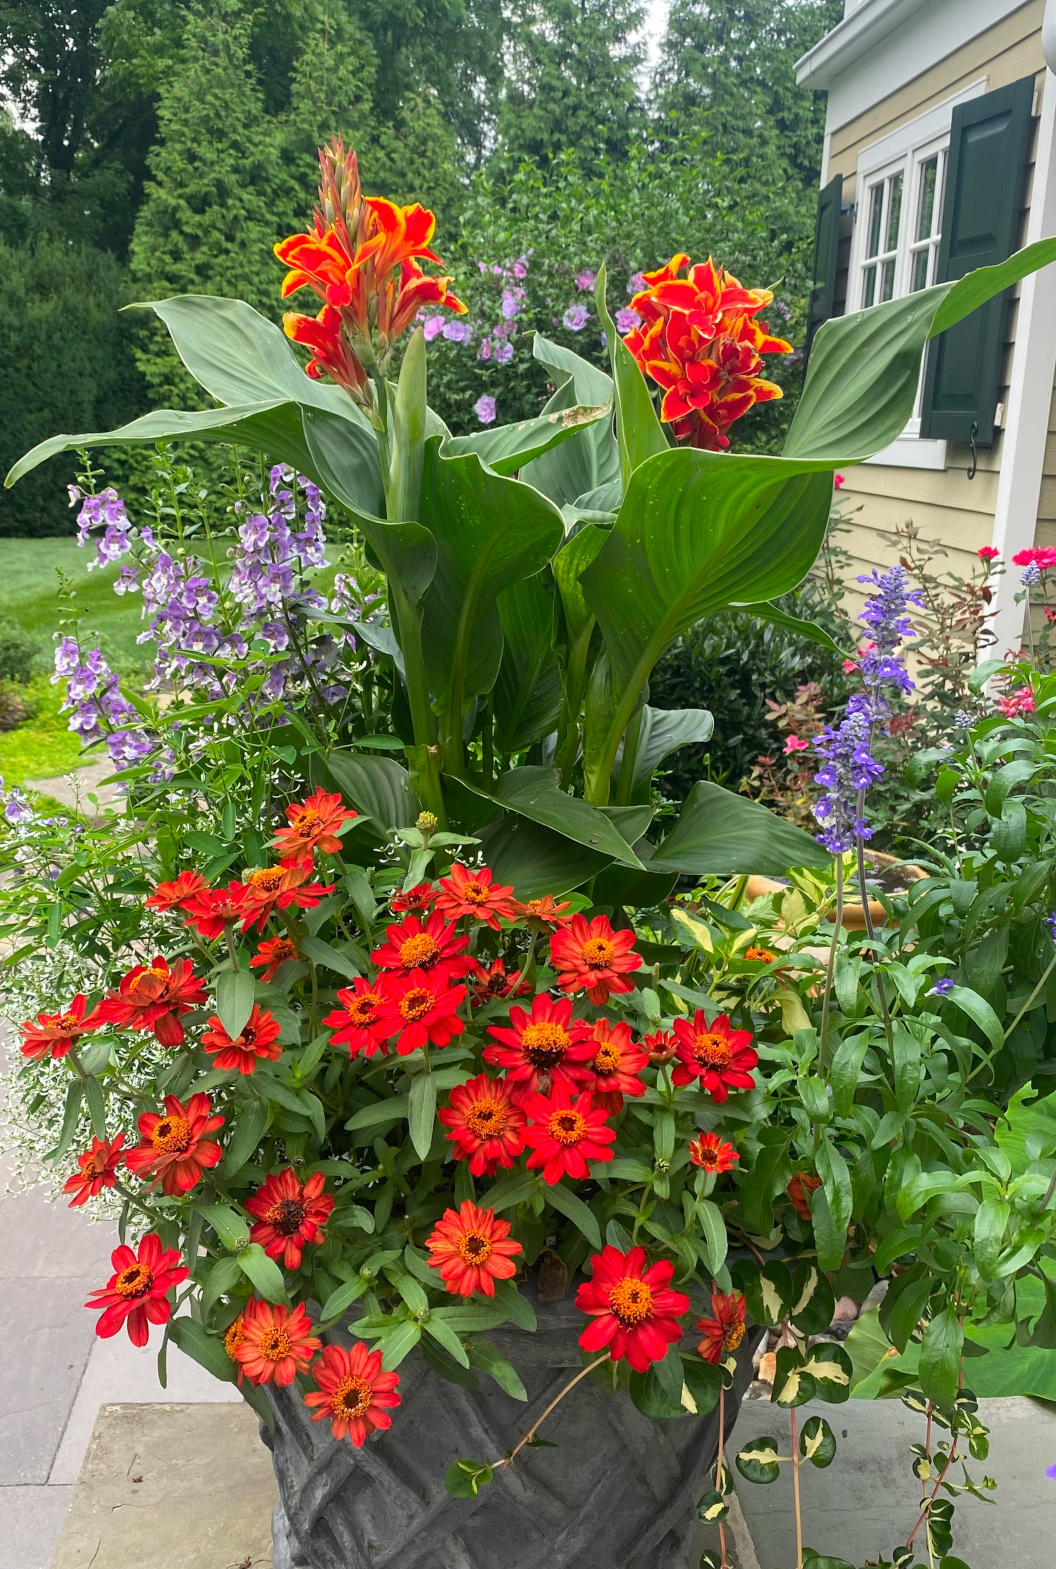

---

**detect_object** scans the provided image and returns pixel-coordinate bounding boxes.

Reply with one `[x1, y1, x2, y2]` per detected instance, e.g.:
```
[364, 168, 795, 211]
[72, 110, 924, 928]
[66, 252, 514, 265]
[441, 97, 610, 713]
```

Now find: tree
[498, 0, 645, 170]
[655, 0, 843, 188]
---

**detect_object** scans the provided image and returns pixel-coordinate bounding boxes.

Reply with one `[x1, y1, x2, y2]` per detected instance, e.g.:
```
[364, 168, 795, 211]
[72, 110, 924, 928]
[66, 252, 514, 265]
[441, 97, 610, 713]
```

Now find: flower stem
[500, 1355, 610, 1469]
[1003, 948, 1056, 1043]
[716, 1380, 730, 1569]
[790, 1404, 804, 1569]
[818, 856, 843, 1075]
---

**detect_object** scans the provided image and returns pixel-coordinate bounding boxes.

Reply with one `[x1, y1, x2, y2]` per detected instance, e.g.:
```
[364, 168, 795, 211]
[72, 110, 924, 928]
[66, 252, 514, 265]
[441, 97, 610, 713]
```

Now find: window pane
[881, 258, 896, 301]
[911, 247, 929, 292]
[863, 264, 877, 307]
[866, 183, 884, 258]
[885, 172, 903, 251]
[916, 156, 938, 241]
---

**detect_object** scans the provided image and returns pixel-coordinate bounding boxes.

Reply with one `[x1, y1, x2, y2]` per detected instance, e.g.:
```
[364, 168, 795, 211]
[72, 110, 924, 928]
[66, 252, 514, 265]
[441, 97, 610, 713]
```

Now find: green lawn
[0, 537, 149, 676]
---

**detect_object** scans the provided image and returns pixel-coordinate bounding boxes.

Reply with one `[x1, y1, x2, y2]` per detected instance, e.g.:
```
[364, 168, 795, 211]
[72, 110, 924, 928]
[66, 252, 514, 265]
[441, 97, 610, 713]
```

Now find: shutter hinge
[994, 401, 1006, 428]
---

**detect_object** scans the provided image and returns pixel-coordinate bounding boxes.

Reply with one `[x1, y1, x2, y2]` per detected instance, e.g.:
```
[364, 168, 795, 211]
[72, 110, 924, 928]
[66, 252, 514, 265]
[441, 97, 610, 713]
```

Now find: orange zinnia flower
[549, 913, 642, 1005]
[125, 1091, 224, 1195]
[438, 1073, 527, 1176]
[576, 1245, 689, 1373]
[237, 861, 334, 934]
[245, 1168, 333, 1271]
[372, 969, 466, 1055]
[86, 1233, 188, 1347]
[99, 957, 207, 1048]
[513, 894, 576, 932]
[483, 991, 594, 1098]
[787, 1171, 822, 1219]
[144, 870, 210, 913]
[273, 788, 357, 860]
[180, 882, 250, 941]
[688, 1131, 739, 1174]
[322, 977, 389, 1059]
[467, 957, 533, 1006]
[370, 911, 470, 982]
[202, 1002, 283, 1074]
[696, 1288, 748, 1365]
[425, 1201, 523, 1297]
[521, 1083, 616, 1184]
[64, 1134, 126, 1206]
[670, 1011, 757, 1102]
[235, 1299, 321, 1386]
[21, 992, 103, 1061]
[304, 1342, 401, 1446]
[434, 863, 517, 930]
[582, 1018, 648, 1113]
[390, 881, 436, 914]
[250, 935, 299, 981]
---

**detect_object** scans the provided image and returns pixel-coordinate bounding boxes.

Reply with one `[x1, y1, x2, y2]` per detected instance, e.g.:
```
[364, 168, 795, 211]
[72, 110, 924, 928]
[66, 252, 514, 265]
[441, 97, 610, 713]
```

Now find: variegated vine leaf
[770, 1346, 815, 1408]
[798, 1414, 837, 1468]
[802, 1342, 853, 1404]
[788, 1262, 836, 1335]
[694, 1489, 729, 1524]
[735, 1436, 782, 1484]
[743, 1260, 793, 1328]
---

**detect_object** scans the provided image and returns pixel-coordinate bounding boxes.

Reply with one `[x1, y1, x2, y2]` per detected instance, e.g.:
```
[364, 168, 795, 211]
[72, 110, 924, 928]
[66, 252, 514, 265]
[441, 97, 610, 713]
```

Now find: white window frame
[849, 78, 988, 471]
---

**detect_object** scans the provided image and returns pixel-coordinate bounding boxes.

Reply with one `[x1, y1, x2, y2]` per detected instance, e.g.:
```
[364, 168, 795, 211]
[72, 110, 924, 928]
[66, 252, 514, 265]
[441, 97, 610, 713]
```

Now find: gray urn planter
[263, 1282, 759, 1569]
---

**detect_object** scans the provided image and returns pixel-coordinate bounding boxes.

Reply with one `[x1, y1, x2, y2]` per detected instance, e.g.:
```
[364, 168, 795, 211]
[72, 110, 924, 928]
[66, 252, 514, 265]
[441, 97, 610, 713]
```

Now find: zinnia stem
[500, 1354, 610, 1469]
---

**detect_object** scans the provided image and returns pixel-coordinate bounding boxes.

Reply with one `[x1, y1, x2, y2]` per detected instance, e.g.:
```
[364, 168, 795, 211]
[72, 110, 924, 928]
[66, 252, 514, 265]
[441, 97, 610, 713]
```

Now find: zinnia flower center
[694, 1032, 732, 1068]
[745, 947, 776, 963]
[548, 1108, 586, 1145]
[520, 1021, 569, 1066]
[267, 1198, 307, 1235]
[224, 1319, 245, 1360]
[608, 1276, 653, 1326]
[400, 987, 433, 1022]
[259, 1325, 292, 1361]
[399, 933, 439, 968]
[250, 866, 286, 894]
[581, 937, 615, 967]
[349, 994, 381, 1024]
[333, 1373, 372, 1420]
[293, 808, 321, 830]
[592, 1042, 621, 1075]
[723, 1321, 746, 1352]
[115, 1263, 153, 1299]
[465, 1100, 507, 1137]
[240, 1025, 258, 1047]
[271, 939, 297, 963]
[456, 1229, 494, 1264]
[461, 881, 488, 904]
[151, 1115, 192, 1155]
[697, 1145, 722, 1171]
[59, 1011, 80, 1032]
[85, 1148, 110, 1175]
[131, 966, 168, 995]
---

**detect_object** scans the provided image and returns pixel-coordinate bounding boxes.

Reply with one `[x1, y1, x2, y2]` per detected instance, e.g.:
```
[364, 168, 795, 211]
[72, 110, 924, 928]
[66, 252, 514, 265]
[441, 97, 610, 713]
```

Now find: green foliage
[0, 618, 41, 685]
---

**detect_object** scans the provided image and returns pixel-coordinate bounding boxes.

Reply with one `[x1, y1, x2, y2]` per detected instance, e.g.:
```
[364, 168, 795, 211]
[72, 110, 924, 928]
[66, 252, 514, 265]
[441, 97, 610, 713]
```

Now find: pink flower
[997, 687, 1036, 717]
[977, 546, 1000, 562]
[474, 395, 497, 425]
[575, 269, 597, 292]
[842, 658, 858, 673]
[1011, 547, 1056, 569]
[783, 735, 810, 754]
[834, 474, 845, 489]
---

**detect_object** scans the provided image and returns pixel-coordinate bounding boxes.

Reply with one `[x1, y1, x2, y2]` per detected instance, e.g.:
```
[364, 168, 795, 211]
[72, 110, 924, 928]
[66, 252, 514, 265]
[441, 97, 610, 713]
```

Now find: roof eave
[795, 0, 928, 90]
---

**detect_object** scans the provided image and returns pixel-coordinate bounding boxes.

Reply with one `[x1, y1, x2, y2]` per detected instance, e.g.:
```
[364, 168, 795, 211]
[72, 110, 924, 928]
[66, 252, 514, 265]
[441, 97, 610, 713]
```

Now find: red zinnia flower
[575, 1245, 690, 1373]
[125, 1092, 224, 1195]
[373, 969, 466, 1055]
[744, 945, 778, 963]
[688, 1131, 739, 1174]
[145, 869, 210, 913]
[85, 1232, 188, 1347]
[235, 1299, 321, 1386]
[696, 1288, 748, 1365]
[549, 913, 642, 1005]
[467, 957, 532, 1006]
[180, 882, 251, 941]
[323, 977, 390, 1058]
[670, 1011, 757, 1101]
[250, 935, 299, 981]
[425, 1201, 523, 1297]
[438, 1073, 527, 1176]
[483, 992, 593, 1097]
[513, 894, 575, 932]
[202, 1002, 283, 1074]
[63, 1134, 126, 1206]
[273, 788, 357, 860]
[237, 861, 335, 933]
[521, 1083, 616, 1184]
[370, 911, 470, 981]
[304, 1341, 401, 1446]
[99, 957, 207, 1048]
[787, 1171, 822, 1219]
[390, 881, 436, 914]
[434, 863, 517, 929]
[224, 1314, 246, 1379]
[21, 992, 103, 1061]
[583, 1018, 648, 1113]
[245, 1168, 334, 1270]
[643, 1028, 677, 1065]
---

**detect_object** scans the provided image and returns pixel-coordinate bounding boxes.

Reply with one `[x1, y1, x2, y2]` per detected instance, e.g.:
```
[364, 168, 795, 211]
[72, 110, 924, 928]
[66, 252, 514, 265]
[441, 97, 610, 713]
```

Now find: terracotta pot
[745, 850, 925, 931]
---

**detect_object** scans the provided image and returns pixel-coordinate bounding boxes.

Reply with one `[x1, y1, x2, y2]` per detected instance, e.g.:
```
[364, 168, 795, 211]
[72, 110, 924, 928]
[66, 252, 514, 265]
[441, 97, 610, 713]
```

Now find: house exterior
[796, 0, 1056, 654]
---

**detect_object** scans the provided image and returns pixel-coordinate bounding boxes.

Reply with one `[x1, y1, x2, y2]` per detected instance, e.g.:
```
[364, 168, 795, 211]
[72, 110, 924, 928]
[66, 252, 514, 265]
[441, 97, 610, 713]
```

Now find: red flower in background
[237, 861, 334, 933]
[304, 1342, 401, 1446]
[99, 957, 207, 1047]
[434, 863, 517, 929]
[245, 1168, 333, 1270]
[483, 992, 593, 1097]
[521, 1084, 616, 1184]
[623, 255, 792, 450]
[582, 1018, 648, 1113]
[438, 1073, 527, 1176]
[787, 1171, 821, 1219]
[390, 882, 436, 914]
[180, 882, 250, 941]
[64, 1135, 126, 1206]
[371, 911, 470, 981]
[977, 546, 1000, 562]
[643, 1028, 677, 1065]
[273, 788, 357, 860]
[125, 1092, 224, 1195]
[323, 978, 389, 1058]
[670, 1011, 757, 1101]
[250, 935, 299, 981]
[513, 894, 576, 932]
[86, 1233, 188, 1347]
[696, 1288, 747, 1365]
[550, 913, 642, 1005]
[145, 870, 209, 913]
[21, 992, 103, 1061]
[467, 957, 533, 1006]
[235, 1300, 320, 1386]
[373, 969, 466, 1055]
[575, 1245, 689, 1373]
[202, 1003, 283, 1074]
[688, 1132, 739, 1175]
[425, 1201, 523, 1297]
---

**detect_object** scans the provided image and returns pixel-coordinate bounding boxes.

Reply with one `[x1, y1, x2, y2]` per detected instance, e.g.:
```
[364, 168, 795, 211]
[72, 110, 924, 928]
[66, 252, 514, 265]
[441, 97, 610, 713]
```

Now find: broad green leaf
[680, 1356, 722, 1415]
[477, 1170, 539, 1213]
[408, 1071, 438, 1162]
[326, 751, 419, 829]
[298, 935, 360, 980]
[445, 1459, 494, 1498]
[83, 1074, 107, 1139]
[236, 1242, 289, 1304]
[380, 1320, 422, 1370]
[443, 402, 610, 479]
[695, 1490, 730, 1524]
[320, 1276, 369, 1322]
[197, 1203, 251, 1253]
[651, 779, 830, 876]
[735, 1436, 782, 1484]
[215, 968, 255, 1043]
[973, 1197, 1010, 1282]
[618, 705, 714, 804]
[771, 1346, 814, 1407]
[944, 985, 1003, 1053]
[467, 1336, 528, 1400]
[493, 575, 564, 752]
[739, 600, 845, 653]
[655, 1343, 685, 1405]
[520, 333, 619, 505]
[168, 1317, 235, 1384]
[219, 1096, 271, 1178]
[789, 1264, 836, 1336]
[919, 1307, 964, 1411]
[743, 1261, 793, 1328]
[696, 1199, 728, 1277]
[786, 236, 1056, 462]
[200, 1254, 244, 1320]
[423, 1315, 471, 1367]
[830, 1033, 868, 1118]
[345, 1095, 410, 1135]
[544, 1180, 602, 1249]
[595, 263, 668, 488]
[490, 1277, 537, 1332]
[478, 813, 612, 899]
[467, 765, 645, 868]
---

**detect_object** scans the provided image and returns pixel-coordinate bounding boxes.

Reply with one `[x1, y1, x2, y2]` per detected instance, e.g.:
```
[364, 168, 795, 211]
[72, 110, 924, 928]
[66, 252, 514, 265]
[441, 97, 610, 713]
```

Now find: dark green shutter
[920, 76, 1035, 444]
[804, 174, 842, 369]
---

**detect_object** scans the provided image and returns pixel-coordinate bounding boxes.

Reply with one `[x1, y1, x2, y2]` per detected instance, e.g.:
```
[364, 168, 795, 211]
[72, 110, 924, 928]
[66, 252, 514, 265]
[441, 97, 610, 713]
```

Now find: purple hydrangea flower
[563, 304, 589, 332]
[627, 272, 646, 294]
[512, 255, 530, 280]
[474, 395, 497, 425]
[478, 338, 492, 361]
[500, 287, 525, 320]
[615, 307, 641, 335]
